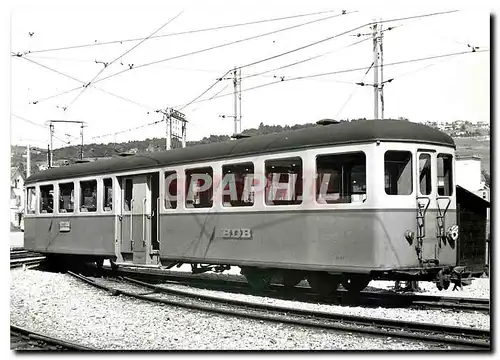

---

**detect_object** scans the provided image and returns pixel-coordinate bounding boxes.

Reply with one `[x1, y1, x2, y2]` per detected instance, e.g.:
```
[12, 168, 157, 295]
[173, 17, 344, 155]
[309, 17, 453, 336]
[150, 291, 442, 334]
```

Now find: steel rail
[11, 324, 95, 351]
[10, 257, 46, 269]
[102, 265, 490, 312]
[68, 271, 490, 349]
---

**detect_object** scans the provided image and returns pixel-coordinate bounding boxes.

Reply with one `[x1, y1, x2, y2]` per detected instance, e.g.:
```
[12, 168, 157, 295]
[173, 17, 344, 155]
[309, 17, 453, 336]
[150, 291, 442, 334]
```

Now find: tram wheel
[95, 258, 104, 268]
[110, 259, 119, 271]
[282, 270, 304, 289]
[341, 275, 371, 293]
[241, 267, 273, 292]
[307, 272, 340, 297]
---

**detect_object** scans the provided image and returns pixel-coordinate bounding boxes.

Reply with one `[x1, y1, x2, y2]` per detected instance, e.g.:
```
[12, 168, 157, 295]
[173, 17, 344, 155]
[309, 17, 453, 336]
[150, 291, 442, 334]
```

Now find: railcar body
[24, 119, 460, 293]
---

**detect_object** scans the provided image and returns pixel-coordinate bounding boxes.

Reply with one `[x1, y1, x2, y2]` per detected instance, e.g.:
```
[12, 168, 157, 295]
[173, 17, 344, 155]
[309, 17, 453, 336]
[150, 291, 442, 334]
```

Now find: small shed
[456, 185, 490, 274]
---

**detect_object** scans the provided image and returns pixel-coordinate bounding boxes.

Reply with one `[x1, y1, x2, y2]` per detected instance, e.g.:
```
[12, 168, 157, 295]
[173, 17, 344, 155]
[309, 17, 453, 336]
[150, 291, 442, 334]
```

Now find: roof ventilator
[232, 133, 251, 139]
[316, 119, 340, 126]
[118, 152, 135, 157]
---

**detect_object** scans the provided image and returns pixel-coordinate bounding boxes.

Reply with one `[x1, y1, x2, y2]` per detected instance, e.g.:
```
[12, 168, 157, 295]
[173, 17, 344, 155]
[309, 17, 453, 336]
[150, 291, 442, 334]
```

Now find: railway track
[10, 248, 45, 269]
[11, 324, 94, 351]
[10, 257, 46, 269]
[10, 249, 42, 260]
[68, 270, 490, 350]
[100, 265, 490, 313]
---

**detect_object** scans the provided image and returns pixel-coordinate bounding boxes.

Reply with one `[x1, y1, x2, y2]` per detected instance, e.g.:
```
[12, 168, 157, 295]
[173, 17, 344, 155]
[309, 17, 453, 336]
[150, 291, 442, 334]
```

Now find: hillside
[453, 137, 490, 174]
[10, 120, 490, 178]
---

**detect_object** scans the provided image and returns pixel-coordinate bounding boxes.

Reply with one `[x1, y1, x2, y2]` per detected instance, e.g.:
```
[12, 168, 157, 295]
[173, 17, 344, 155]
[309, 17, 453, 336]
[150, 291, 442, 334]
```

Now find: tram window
[164, 171, 178, 209]
[438, 154, 453, 196]
[185, 167, 213, 208]
[103, 178, 113, 211]
[59, 182, 74, 213]
[419, 154, 432, 195]
[316, 152, 366, 204]
[385, 151, 413, 195]
[124, 179, 133, 211]
[265, 157, 303, 205]
[26, 187, 36, 214]
[39, 185, 54, 213]
[222, 163, 254, 207]
[80, 180, 97, 212]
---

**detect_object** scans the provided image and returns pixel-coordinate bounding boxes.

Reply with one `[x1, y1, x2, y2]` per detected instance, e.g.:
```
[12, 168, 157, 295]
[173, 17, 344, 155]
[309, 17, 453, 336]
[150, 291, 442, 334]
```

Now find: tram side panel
[23, 215, 115, 256]
[158, 210, 377, 272]
[373, 209, 458, 271]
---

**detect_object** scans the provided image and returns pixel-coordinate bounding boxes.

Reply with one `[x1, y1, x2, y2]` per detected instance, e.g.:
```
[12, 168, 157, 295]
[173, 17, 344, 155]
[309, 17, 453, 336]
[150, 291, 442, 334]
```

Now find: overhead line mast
[373, 22, 379, 120]
[158, 108, 187, 150]
[45, 119, 87, 167]
[232, 67, 242, 135]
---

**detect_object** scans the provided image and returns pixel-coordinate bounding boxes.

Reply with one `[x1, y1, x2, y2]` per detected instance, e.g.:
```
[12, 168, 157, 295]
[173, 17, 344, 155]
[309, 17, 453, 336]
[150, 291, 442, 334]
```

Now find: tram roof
[26, 119, 455, 184]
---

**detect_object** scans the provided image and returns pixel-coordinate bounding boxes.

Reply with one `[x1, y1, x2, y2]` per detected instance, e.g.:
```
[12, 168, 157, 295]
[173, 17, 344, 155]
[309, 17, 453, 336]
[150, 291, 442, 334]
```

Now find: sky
[6, 1, 492, 150]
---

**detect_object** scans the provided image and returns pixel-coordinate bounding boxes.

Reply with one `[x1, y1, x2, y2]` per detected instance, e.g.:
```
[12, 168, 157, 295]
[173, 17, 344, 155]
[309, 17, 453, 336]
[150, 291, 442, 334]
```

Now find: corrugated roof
[26, 119, 455, 184]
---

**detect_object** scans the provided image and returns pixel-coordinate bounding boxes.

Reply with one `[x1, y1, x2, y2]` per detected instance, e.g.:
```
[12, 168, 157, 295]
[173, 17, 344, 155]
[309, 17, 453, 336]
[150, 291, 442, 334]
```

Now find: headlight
[446, 225, 459, 242]
[405, 230, 415, 244]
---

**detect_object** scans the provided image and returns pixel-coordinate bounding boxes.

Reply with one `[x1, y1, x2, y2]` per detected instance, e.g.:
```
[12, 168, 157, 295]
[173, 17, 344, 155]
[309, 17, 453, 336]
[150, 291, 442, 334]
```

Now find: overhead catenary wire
[12, 114, 69, 144]
[178, 9, 459, 111]
[181, 48, 488, 107]
[64, 11, 183, 112]
[91, 118, 164, 140]
[33, 10, 355, 104]
[242, 36, 372, 80]
[80, 11, 354, 84]
[16, 56, 157, 111]
[335, 62, 374, 118]
[93, 47, 487, 140]
[20, 9, 343, 55]
[237, 10, 458, 71]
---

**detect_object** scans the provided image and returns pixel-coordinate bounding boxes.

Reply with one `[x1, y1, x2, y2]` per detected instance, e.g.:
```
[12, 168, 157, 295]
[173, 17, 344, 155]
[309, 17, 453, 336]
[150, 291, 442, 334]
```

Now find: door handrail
[130, 199, 134, 241]
[157, 197, 160, 244]
[416, 196, 431, 264]
[436, 196, 452, 239]
[142, 198, 147, 247]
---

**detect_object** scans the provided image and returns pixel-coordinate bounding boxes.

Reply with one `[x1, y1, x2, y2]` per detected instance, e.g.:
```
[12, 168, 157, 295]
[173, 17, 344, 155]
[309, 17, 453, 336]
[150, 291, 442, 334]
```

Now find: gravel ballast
[153, 283, 490, 331]
[10, 268, 466, 350]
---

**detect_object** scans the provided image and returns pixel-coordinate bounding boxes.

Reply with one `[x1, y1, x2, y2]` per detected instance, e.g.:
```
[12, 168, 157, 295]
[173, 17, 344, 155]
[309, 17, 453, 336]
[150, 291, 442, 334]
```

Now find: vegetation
[11, 120, 490, 181]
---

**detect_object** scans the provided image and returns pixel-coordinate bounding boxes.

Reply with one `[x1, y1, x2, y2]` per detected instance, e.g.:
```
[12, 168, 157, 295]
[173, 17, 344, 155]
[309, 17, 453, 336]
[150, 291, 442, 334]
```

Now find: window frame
[437, 153, 454, 196]
[418, 153, 432, 196]
[184, 166, 214, 209]
[315, 151, 367, 205]
[26, 186, 36, 215]
[221, 162, 255, 208]
[58, 181, 75, 214]
[264, 156, 303, 206]
[123, 178, 133, 212]
[384, 150, 414, 196]
[103, 178, 113, 212]
[39, 183, 54, 214]
[79, 179, 98, 213]
[164, 170, 179, 210]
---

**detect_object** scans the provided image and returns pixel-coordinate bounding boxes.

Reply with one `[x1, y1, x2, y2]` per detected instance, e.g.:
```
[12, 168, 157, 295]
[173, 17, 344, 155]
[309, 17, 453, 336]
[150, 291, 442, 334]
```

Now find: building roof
[456, 155, 482, 161]
[457, 185, 490, 207]
[25, 119, 455, 184]
[10, 167, 25, 182]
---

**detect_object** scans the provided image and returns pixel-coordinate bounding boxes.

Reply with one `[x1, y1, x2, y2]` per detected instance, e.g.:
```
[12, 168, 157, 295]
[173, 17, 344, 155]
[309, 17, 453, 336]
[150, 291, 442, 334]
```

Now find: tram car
[23, 119, 461, 294]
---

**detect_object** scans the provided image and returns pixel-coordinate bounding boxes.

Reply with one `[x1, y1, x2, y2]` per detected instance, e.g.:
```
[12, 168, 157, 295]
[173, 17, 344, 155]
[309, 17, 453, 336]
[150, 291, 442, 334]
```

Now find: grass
[454, 137, 490, 174]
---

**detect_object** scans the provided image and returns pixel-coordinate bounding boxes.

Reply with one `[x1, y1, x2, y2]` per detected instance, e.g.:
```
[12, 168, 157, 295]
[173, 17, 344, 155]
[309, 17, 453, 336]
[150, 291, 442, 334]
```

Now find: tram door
[416, 151, 435, 263]
[119, 173, 159, 265]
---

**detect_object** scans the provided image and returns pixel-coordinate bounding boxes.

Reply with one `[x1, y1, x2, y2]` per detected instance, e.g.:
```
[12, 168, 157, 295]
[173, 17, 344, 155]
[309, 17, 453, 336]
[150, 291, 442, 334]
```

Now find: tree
[481, 170, 491, 188]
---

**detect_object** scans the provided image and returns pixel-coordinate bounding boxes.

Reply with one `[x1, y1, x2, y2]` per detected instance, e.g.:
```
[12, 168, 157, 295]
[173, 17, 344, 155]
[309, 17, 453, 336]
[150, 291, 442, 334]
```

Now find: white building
[455, 155, 483, 192]
[10, 167, 25, 228]
[456, 154, 490, 210]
